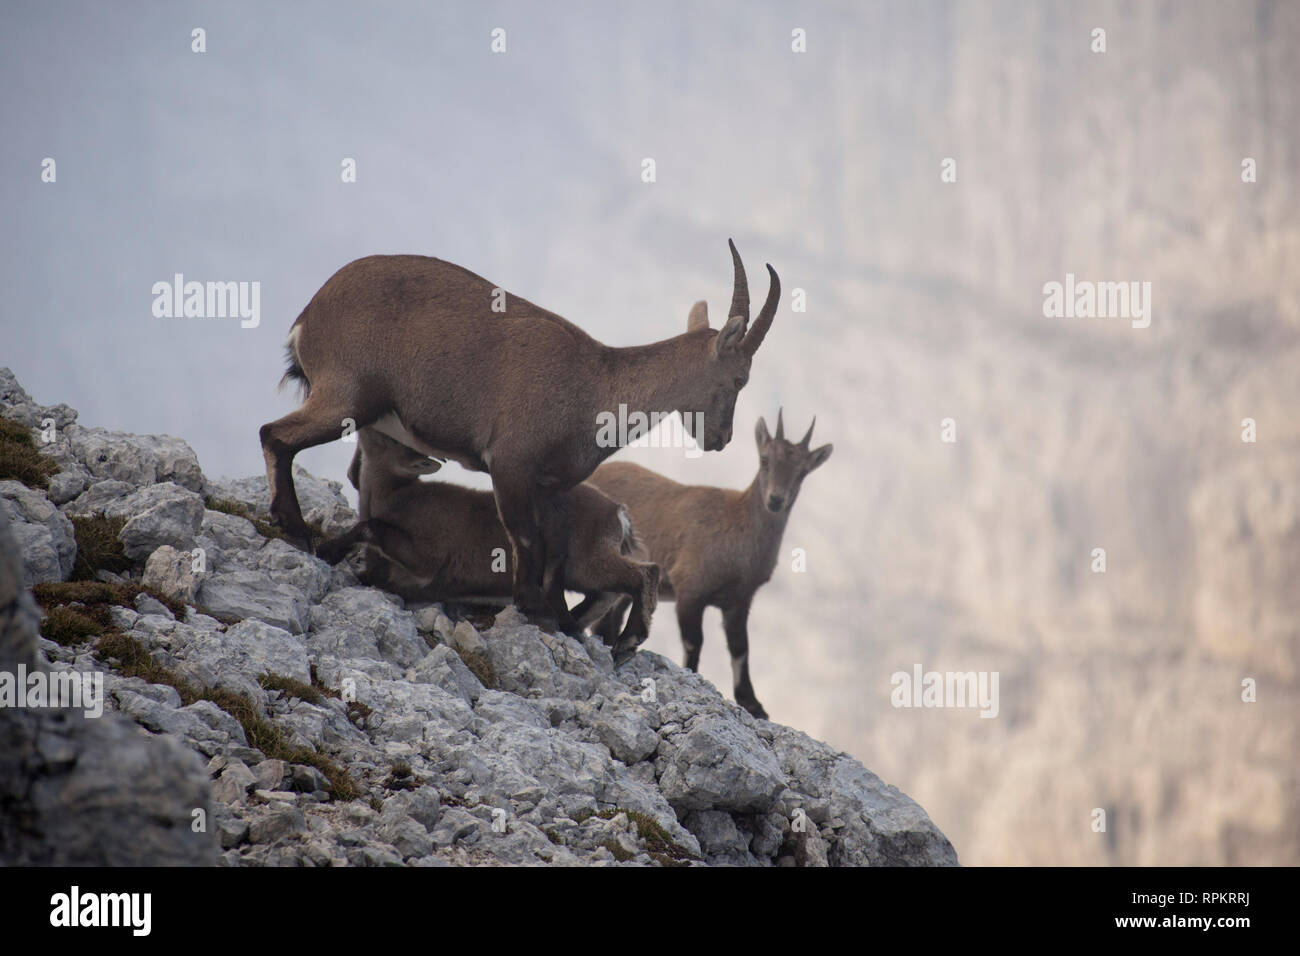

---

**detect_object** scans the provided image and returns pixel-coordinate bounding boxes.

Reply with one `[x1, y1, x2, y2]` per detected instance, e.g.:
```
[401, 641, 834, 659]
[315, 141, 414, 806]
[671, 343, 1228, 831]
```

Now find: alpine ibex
[587, 411, 832, 718]
[260, 241, 779, 630]
[316, 428, 661, 659]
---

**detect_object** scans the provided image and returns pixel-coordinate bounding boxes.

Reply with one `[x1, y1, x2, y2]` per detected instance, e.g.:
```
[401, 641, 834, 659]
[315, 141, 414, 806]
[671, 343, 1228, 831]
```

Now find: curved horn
[775, 407, 785, 441]
[799, 416, 816, 448]
[741, 263, 780, 356]
[727, 238, 749, 322]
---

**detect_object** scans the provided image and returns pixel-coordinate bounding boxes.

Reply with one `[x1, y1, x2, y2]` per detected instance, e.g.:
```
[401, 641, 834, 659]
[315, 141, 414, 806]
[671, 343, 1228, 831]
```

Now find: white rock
[0, 480, 76, 584]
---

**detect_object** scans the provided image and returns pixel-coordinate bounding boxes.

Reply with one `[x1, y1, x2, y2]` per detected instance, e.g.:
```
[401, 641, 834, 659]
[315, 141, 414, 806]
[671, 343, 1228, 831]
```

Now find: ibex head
[752, 409, 832, 514]
[682, 239, 780, 452]
[354, 428, 443, 487]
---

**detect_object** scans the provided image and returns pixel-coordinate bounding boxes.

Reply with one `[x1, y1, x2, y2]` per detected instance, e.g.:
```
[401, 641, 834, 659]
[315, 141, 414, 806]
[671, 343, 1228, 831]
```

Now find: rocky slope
[0, 368, 955, 867]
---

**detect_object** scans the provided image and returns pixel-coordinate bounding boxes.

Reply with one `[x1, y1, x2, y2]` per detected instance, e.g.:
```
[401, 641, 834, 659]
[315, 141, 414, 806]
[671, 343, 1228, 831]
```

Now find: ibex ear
[687, 300, 709, 332]
[755, 417, 771, 449]
[712, 313, 747, 358]
[806, 443, 833, 472]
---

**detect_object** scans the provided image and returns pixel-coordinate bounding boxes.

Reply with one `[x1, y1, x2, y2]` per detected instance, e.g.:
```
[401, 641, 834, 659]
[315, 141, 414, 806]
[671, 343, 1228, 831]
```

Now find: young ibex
[587, 411, 832, 718]
[260, 241, 779, 630]
[316, 427, 661, 661]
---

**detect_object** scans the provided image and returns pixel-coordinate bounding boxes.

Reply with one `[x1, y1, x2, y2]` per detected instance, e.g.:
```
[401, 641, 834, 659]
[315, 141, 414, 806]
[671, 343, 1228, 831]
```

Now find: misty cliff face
[651, 1, 1300, 866]
[0, 369, 955, 867]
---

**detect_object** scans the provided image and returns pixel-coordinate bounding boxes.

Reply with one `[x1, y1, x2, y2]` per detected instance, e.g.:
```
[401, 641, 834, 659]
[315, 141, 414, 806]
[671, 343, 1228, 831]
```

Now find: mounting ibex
[588, 411, 832, 718]
[260, 241, 779, 629]
[316, 428, 661, 661]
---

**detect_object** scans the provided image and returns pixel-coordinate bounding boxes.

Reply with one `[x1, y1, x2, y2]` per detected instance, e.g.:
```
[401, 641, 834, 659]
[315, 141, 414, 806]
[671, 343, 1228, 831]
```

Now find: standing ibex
[316, 427, 661, 661]
[588, 411, 832, 718]
[260, 241, 779, 630]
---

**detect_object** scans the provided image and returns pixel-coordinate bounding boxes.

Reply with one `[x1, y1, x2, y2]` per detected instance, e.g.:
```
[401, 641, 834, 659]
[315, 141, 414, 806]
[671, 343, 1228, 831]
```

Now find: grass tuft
[0, 417, 58, 490]
[573, 807, 698, 865]
[40, 604, 111, 645]
[600, 838, 636, 862]
[345, 699, 372, 728]
[451, 645, 497, 689]
[33, 578, 187, 621]
[382, 762, 418, 791]
[309, 663, 342, 700]
[91, 631, 362, 801]
[68, 515, 132, 580]
[204, 495, 324, 543]
[259, 672, 324, 706]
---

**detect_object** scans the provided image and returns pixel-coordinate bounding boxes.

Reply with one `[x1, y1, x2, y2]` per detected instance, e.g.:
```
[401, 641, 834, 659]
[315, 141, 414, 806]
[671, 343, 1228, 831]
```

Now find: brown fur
[260, 242, 779, 629]
[587, 411, 832, 718]
[316, 428, 660, 652]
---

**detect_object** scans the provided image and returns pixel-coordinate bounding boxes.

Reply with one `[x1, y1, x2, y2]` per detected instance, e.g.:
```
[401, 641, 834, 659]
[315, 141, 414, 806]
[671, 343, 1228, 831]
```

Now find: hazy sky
[2, 0, 853, 490]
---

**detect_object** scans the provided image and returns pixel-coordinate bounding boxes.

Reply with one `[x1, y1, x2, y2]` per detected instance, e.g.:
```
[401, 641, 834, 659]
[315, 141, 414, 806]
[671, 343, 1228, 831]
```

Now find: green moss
[204, 495, 324, 544]
[576, 807, 699, 865]
[622, 809, 697, 865]
[0, 417, 59, 490]
[383, 762, 418, 791]
[68, 514, 132, 580]
[289, 748, 363, 802]
[204, 495, 284, 541]
[91, 631, 362, 801]
[94, 629, 189, 688]
[259, 672, 324, 706]
[600, 838, 636, 862]
[345, 699, 372, 728]
[452, 645, 497, 690]
[309, 663, 342, 699]
[40, 604, 111, 645]
[33, 578, 187, 621]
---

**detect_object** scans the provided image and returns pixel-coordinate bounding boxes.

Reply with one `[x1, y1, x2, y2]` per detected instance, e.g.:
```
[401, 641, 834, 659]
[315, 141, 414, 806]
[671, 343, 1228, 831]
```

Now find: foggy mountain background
[3, 0, 1297, 864]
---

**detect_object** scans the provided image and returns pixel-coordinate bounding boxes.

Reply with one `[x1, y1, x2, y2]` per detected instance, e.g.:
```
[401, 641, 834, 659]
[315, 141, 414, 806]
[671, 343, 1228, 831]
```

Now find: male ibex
[588, 411, 832, 718]
[260, 242, 779, 629]
[316, 428, 660, 661]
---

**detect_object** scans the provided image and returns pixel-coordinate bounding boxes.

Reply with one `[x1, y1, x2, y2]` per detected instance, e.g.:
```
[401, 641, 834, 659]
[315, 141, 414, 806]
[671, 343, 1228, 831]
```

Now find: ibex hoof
[610, 638, 640, 668]
[511, 590, 548, 618]
[740, 699, 769, 720]
[266, 510, 314, 553]
[314, 538, 348, 565]
[282, 528, 315, 554]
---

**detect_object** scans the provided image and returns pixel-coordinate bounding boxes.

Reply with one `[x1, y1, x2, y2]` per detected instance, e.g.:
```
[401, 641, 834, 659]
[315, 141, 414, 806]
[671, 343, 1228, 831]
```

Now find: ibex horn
[727, 238, 749, 323]
[800, 416, 816, 448]
[741, 262, 780, 357]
